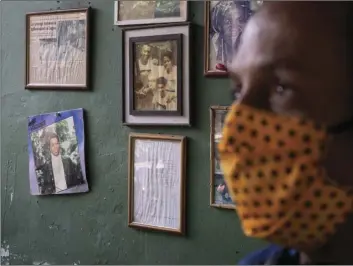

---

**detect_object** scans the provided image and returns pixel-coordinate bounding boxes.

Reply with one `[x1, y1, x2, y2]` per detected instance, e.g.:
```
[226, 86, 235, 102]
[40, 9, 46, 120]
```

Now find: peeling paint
[33, 261, 51, 265]
[1, 244, 9, 257]
[10, 192, 13, 205]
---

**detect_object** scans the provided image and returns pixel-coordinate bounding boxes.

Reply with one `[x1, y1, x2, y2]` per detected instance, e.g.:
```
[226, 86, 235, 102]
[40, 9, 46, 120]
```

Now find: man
[220, 2, 353, 264]
[137, 44, 158, 87]
[37, 132, 84, 194]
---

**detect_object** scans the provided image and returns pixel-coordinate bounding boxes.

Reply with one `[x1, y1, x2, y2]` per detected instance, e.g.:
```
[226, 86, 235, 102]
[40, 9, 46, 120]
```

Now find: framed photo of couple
[209, 106, 235, 209]
[122, 22, 190, 126]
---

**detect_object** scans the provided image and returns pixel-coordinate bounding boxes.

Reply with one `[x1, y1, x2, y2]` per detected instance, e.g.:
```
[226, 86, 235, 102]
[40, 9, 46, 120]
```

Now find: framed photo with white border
[122, 22, 190, 126]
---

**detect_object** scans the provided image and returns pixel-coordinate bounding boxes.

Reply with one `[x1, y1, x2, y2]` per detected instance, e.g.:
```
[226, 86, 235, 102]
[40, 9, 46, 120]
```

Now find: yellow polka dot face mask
[218, 103, 353, 251]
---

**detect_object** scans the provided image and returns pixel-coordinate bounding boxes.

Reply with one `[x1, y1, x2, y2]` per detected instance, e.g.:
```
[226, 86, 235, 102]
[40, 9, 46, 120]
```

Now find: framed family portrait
[27, 108, 89, 195]
[210, 106, 235, 209]
[114, 1, 188, 26]
[122, 23, 190, 126]
[128, 133, 186, 234]
[25, 8, 90, 89]
[204, 1, 260, 77]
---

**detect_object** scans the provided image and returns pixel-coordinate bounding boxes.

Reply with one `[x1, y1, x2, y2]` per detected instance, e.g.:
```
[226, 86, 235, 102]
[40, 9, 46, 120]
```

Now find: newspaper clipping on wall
[27, 10, 88, 87]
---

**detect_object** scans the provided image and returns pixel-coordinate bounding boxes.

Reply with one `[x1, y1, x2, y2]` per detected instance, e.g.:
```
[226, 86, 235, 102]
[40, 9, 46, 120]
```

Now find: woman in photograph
[210, 0, 252, 66]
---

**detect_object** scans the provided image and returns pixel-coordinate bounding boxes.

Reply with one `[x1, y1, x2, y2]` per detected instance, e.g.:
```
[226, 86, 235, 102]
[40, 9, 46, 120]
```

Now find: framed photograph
[204, 1, 260, 77]
[122, 23, 190, 126]
[27, 108, 89, 195]
[25, 8, 90, 89]
[128, 133, 186, 234]
[210, 106, 235, 209]
[114, 1, 188, 26]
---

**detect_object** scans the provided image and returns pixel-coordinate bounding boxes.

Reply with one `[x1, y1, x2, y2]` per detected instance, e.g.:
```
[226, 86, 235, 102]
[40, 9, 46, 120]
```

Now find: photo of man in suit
[37, 132, 85, 194]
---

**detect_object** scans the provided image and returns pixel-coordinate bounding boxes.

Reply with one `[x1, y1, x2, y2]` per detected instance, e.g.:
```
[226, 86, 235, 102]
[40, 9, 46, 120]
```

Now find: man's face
[49, 137, 60, 156]
[229, 2, 353, 126]
[140, 45, 151, 64]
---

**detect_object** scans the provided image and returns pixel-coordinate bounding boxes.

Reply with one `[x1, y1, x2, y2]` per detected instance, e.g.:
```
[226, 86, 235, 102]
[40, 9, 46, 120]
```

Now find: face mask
[218, 103, 353, 251]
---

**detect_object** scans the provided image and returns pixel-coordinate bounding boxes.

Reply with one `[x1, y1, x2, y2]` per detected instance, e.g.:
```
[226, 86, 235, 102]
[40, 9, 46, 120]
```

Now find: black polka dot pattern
[217, 104, 353, 250]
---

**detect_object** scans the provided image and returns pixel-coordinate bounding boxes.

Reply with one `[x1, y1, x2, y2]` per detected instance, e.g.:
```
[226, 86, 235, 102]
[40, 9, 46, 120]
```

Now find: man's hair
[156, 77, 167, 86]
[46, 132, 59, 145]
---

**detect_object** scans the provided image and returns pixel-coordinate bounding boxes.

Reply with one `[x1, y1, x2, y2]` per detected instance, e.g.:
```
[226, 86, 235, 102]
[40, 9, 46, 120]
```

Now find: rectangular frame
[25, 8, 91, 90]
[27, 108, 89, 195]
[122, 22, 191, 126]
[128, 34, 183, 117]
[210, 105, 235, 209]
[204, 1, 254, 77]
[128, 133, 186, 235]
[114, 1, 188, 26]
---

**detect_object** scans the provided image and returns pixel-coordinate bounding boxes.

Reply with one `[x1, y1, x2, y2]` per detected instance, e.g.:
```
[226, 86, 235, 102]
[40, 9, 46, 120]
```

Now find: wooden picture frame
[204, 1, 254, 77]
[122, 23, 191, 126]
[114, 1, 188, 26]
[25, 8, 91, 90]
[210, 106, 235, 209]
[128, 34, 183, 117]
[128, 133, 186, 235]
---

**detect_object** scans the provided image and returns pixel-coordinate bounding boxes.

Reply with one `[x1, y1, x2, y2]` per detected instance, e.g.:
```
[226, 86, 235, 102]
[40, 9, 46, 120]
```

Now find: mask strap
[327, 117, 353, 134]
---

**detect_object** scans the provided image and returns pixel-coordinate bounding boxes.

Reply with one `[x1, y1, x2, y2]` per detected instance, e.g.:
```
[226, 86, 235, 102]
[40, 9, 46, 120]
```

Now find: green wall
[0, 1, 264, 264]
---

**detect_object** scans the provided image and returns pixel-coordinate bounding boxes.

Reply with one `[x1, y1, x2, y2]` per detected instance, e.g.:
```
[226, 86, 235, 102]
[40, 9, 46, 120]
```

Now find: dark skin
[229, 2, 353, 264]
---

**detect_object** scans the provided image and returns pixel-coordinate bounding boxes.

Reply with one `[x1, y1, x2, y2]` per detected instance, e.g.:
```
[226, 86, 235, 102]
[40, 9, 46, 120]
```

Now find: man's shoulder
[238, 245, 300, 265]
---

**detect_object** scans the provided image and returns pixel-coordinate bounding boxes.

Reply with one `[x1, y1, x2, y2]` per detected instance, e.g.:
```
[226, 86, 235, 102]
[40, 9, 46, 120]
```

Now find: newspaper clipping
[28, 11, 87, 86]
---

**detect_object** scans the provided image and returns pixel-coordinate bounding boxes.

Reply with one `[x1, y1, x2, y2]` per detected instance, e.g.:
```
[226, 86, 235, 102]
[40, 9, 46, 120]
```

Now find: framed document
[25, 8, 91, 90]
[210, 106, 235, 209]
[114, 1, 188, 26]
[122, 23, 190, 126]
[128, 133, 186, 234]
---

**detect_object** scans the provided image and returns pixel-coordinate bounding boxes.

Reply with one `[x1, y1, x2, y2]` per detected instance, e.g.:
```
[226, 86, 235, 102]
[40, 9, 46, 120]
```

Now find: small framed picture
[27, 108, 89, 195]
[25, 8, 91, 89]
[210, 106, 235, 209]
[204, 1, 258, 77]
[128, 133, 186, 234]
[122, 23, 190, 126]
[114, 1, 188, 26]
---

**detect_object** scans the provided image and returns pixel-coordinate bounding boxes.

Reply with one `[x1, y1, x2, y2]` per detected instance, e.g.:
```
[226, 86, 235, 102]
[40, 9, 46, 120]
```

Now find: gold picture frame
[128, 133, 187, 234]
[210, 106, 235, 209]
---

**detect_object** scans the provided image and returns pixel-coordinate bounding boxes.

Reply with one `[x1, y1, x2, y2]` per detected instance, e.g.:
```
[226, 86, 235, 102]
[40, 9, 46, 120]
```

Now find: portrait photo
[114, 0, 188, 26]
[27, 108, 88, 195]
[26, 8, 90, 89]
[210, 106, 235, 209]
[123, 23, 190, 126]
[129, 34, 182, 116]
[204, 0, 261, 76]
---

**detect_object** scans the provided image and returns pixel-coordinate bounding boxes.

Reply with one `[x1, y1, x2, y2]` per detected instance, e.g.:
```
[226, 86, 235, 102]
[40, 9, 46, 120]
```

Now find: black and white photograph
[114, 1, 188, 26]
[210, 106, 235, 208]
[122, 23, 190, 126]
[130, 35, 182, 116]
[26, 8, 90, 89]
[204, 0, 261, 76]
[27, 109, 88, 195]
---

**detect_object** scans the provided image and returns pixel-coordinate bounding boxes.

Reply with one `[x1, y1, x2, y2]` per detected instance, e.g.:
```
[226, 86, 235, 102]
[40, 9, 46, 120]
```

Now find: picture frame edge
[127, 133, 186, 234]
[114, 1, 189, 27]
[25, 7, 91, 90]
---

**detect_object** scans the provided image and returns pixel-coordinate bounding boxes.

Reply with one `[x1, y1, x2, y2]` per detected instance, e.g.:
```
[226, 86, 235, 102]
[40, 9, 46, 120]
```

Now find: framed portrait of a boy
[122, 23, 190, 126]
[114, 1, 188, 26]
[25, 8, 90, 89]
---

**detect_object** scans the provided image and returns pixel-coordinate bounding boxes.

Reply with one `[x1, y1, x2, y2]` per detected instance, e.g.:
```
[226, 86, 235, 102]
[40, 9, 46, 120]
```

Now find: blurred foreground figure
[218, 2, 353, 264]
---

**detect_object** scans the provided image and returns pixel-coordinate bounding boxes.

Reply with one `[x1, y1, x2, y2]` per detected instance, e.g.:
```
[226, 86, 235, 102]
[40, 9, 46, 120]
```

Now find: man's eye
[274, 84, 292, 95]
